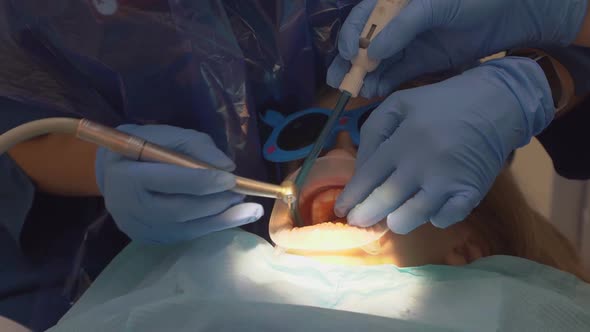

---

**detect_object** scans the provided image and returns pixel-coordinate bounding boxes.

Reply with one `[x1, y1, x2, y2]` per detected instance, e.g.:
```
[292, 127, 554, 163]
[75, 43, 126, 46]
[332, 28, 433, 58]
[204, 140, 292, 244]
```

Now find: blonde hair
[465, 169, 590, 282]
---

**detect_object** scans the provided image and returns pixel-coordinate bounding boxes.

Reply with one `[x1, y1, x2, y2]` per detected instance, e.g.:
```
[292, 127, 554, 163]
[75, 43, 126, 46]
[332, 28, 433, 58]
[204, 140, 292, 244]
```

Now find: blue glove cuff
[480, 57, 555, 148]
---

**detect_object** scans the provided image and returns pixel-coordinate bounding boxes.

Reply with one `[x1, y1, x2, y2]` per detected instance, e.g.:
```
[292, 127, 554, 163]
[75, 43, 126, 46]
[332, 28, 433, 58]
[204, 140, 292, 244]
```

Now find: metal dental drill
[291, 0, 410, 227]
[0, 118, 296, 204]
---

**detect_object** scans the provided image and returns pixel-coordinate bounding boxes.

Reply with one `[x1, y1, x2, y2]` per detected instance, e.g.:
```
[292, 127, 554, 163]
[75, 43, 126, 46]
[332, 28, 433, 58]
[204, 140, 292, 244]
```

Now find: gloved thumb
[165, 203, 265, 243]
[431, 192, 481, 229]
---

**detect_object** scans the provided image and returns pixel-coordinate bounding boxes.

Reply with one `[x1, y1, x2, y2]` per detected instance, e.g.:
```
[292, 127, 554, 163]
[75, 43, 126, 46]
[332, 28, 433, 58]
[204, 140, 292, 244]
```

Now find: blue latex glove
[95, 124, 263, 244]
[327, 0, 587, 98]
[334, 57, 554, 234]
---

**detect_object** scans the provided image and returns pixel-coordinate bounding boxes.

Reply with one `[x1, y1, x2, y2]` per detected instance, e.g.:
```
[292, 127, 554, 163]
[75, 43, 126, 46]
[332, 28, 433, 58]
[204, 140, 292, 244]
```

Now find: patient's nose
[332, 132, 356, 157]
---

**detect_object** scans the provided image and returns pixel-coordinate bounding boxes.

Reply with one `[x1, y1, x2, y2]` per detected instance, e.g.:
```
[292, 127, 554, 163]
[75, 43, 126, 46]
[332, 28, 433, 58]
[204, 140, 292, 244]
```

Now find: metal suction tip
[279, 180, 297, 205]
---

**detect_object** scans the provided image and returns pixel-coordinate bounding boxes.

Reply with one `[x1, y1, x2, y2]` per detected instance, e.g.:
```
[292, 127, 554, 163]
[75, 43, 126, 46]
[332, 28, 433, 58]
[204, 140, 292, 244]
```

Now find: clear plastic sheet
[0, 0, 360, 329]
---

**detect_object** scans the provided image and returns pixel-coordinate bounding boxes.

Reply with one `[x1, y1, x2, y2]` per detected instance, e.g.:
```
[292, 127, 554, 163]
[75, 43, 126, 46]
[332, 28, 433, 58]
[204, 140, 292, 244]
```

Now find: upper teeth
[310, 188, 343, 225]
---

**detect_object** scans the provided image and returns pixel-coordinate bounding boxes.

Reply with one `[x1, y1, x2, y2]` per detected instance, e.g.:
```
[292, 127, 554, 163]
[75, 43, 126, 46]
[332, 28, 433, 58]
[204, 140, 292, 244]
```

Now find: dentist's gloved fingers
[357, 53, 404, 98]
[431, 192, 481, 229]
[371, 58, 419, 97]
[371, 36, 458, 97]
[147, 191, 245, 222]
[344, 168, 419, 227]
[154, 203, 264, 244]
[326, 55, 351, 89]
[367, 0, 433, 61]
[357, 69, 382, 98]
[336, 135, 406, 218]
[328, 53, 404, 98]
[359, 52, 407, 99]
[117, 124, 236, 171]
[129, 162, 236, 195]
[96, 123, 256, 244]
[386, 189, 447, 235]
[355, 98, 405, 168]
[338, 0, 378, 60]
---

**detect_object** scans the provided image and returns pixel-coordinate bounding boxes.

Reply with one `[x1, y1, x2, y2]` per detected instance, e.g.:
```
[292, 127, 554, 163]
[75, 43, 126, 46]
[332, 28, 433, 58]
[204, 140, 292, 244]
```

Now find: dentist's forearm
[8, 134, 101, 196]
[573, 1, 590, 47]
[509, 48, 589, 116]
[544, 53, 590, 116]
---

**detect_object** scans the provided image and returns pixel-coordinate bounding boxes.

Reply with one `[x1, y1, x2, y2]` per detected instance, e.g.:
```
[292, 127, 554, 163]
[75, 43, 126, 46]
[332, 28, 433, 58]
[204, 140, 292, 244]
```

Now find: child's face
[274, 96, 482, 267]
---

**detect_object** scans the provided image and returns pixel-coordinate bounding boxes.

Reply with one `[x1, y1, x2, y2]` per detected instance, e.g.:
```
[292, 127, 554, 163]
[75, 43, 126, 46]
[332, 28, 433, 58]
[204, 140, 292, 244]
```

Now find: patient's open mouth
[298, 180, 346, 227]
[268, 152, 389, 252]
[307, 187, 343, 225]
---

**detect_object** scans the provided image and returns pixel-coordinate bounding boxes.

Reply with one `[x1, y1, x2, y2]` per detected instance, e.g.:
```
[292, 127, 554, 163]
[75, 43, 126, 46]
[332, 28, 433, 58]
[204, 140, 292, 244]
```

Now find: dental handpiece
[339, 0, 410, 98]
[0, 118, 296, 204]
[290, 0, 409, 227]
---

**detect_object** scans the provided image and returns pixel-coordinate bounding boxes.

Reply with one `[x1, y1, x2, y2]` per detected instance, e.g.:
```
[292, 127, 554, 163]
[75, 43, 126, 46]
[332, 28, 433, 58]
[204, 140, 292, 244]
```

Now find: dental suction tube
[339, 0, 409, 97]
[0, 118, 296, 204]
[288, 1, 409, 227]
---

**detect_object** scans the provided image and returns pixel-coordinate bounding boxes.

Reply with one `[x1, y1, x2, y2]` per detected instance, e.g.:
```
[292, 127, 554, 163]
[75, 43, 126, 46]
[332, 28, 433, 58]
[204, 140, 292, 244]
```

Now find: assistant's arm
[8, 134, 101, 196]
[573, 2, 590, 47]
[508, 49, 590, 117]
[533, 45, 590, 180]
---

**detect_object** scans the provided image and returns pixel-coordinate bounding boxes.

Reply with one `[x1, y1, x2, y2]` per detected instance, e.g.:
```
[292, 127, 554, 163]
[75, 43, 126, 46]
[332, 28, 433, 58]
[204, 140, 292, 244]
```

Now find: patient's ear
[444, 227, 490, 266]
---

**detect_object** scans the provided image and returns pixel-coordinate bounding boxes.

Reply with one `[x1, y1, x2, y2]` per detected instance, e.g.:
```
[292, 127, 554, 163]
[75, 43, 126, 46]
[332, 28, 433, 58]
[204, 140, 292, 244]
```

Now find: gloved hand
[327, 0, 587, 98]
[334, 57, 554, 234]
[95, 124, 263, 244]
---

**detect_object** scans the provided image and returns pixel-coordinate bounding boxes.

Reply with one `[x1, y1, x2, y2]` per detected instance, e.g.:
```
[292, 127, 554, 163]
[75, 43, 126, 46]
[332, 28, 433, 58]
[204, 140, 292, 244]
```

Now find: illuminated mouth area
[299, 181, 346, 227]
[269, 153, 389, 253]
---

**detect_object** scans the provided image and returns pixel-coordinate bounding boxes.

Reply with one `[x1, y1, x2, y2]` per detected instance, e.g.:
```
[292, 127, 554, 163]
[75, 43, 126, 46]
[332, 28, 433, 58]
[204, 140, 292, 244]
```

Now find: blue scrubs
[2, 1, 590, 330]
[0, 99, 129, 331]
[0, 0, 357, 330]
